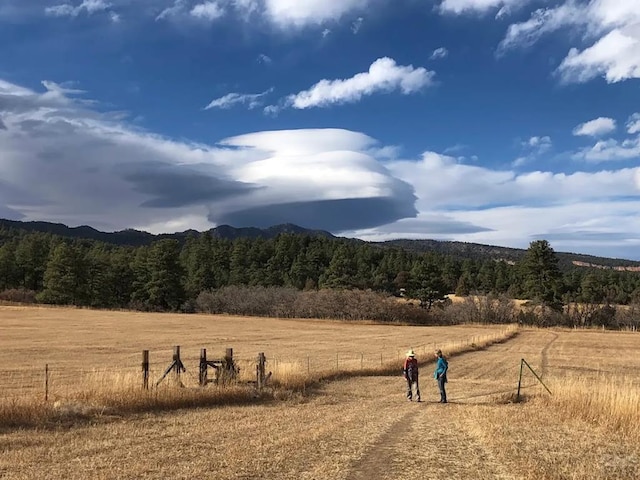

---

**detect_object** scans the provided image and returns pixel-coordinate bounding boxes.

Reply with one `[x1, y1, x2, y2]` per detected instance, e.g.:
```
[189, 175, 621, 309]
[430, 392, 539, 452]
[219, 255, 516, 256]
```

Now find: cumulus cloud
[573, 117, 617, 137]
[526, 135, 552, 150]
[559, 28, 640, 84]
[498, 0, 640, 84]
[267, 57, 435, 112]
[0, 77, 416, 233]
[190, 1, 224, 20]
[627, 113, 640, 135]
[438, 0, 531, 15]
[158, 0, 226, 22]
[260, 0, 372, 29]
[430, 47, 449, 60]
[512, 136, 552, 167]
[204, 88, 274, 110]
[154, 0, 373, 28]
[45, 0, 115, 19]
[573, 137, 640, 163]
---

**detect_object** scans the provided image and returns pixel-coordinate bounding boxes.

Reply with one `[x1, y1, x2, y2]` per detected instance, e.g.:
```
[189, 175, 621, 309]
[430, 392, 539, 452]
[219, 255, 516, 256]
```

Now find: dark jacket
[403, 357, 419, 381]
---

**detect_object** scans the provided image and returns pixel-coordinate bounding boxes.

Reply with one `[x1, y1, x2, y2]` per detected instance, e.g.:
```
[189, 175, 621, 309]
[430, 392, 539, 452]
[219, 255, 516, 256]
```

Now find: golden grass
[0, 305, 516, 429]
[0, 327, 639, 479]
[545, 375, 640, 438]
[2, 306, 640, 479]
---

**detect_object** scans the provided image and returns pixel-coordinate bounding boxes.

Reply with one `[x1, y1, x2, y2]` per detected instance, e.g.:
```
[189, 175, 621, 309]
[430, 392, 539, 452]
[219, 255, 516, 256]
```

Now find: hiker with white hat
[402, 349, 421, 402]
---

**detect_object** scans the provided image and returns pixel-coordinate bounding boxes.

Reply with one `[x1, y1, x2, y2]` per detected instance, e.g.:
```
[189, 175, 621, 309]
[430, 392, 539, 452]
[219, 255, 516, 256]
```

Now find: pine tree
[146, 240, 184, 311]
[520, 240, 562, 310]
[408, 255, 448, 309]
[38, 242, 86, 305]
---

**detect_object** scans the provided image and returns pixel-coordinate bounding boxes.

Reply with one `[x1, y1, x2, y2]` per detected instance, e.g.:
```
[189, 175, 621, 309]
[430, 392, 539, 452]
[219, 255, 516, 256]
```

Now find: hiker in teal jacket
[434, 349, 448, 403]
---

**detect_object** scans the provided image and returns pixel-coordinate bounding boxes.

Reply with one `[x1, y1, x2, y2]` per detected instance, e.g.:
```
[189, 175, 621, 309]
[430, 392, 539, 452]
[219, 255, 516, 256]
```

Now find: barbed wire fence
[0, 330, 518, 403]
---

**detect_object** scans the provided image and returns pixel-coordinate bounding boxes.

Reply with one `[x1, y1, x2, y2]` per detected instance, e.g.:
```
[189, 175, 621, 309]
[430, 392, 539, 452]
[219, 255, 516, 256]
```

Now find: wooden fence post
[199, 348, 207, 386]
[256, 352, 266, 390]
[173, 346, 182, 384]
[516, 359, 524, 401]
[44, 364, 49, 402]
[142, 350, 149, 390]
[155, 345, 186, 387]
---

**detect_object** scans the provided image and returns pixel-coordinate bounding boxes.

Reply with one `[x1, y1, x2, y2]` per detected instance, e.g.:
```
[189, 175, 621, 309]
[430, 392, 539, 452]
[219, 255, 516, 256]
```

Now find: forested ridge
[1, 220, 640, 316]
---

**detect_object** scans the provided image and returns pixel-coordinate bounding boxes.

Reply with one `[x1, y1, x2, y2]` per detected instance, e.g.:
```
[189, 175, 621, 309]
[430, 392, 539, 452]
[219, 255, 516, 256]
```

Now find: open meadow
[1, 306, 639, 479]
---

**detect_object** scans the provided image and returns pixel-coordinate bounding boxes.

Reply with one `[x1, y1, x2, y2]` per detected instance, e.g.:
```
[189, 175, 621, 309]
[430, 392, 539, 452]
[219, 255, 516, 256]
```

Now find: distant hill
[0, 219, 335, 247]
[375, 239, 640, 271]
[2, 218, 640, 271]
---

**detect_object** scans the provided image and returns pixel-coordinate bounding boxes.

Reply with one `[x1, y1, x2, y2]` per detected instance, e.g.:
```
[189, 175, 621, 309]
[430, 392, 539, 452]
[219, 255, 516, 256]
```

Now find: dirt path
[344, 330, 561, 480]
[346, 401, 515, 480]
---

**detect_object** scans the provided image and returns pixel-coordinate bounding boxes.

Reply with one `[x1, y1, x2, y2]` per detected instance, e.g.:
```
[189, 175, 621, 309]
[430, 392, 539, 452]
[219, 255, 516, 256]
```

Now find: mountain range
[2, 218, 640, 271]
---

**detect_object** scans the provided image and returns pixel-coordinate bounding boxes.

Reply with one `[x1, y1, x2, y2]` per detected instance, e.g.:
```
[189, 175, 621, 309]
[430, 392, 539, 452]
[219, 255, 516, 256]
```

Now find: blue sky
[0, 0, 639, 258]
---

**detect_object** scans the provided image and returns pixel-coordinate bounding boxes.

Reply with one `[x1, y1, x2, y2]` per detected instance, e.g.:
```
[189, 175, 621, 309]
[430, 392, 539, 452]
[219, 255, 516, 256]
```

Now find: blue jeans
[437, 375, 447, 402]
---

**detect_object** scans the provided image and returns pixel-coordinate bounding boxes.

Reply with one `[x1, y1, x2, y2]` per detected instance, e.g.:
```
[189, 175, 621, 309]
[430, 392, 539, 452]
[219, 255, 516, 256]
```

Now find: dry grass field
[1, 306, 639, 479]
[0, 305, 509, 399]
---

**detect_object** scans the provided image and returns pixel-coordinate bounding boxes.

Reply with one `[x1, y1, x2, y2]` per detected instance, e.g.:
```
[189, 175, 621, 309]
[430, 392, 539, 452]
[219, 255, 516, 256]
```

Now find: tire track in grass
[540, 331, 559, 378]
[345, 410, 415, 480]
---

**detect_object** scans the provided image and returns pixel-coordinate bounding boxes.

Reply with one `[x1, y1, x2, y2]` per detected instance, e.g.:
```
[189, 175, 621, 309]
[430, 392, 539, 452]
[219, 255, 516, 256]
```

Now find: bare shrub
[614, 303, 640, 331]
[196, 287, 437, 324]
[443, 294, 517, 325]
[517, 301, 567, 327]
[196, 286, 298, 317]
[0, 288, 37, 304]
[564, 302, 619, 328]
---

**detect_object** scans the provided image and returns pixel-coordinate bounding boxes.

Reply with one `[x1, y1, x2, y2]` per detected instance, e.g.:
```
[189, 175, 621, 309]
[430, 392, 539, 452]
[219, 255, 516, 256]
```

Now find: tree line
[1, 226, 640, 320]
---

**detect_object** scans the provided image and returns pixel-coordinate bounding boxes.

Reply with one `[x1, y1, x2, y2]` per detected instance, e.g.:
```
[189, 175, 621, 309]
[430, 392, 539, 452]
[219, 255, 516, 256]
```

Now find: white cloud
[364, 150, 640, 256]
[627, 113, 640, 135]
[351, 16, 364, 34]
[261, 0, 372, 28]
[573, 117, 617, 137]
[271, 57, 435, 111]
[526, 135, 551, 150]
[257, 53, 273, 64]
[438, 0, 531, 15]
[559, 28, 640, 84]
[430, 47, 449, 60]
[190, 1, 224, 20]
[499, 0, 640, 84]
[2, 76, 640, 257]
[498, 3, 578, 52]
[573, 137, 640, 163]
[512, 135, 552, 167]
[0, 77, 414, 233]
[387, 151, 640, 211]
[322, 28, 331, 38]
[45, 0, 113, 18]
[204, 88, 274, 110]
[156, 0, 189, 21]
